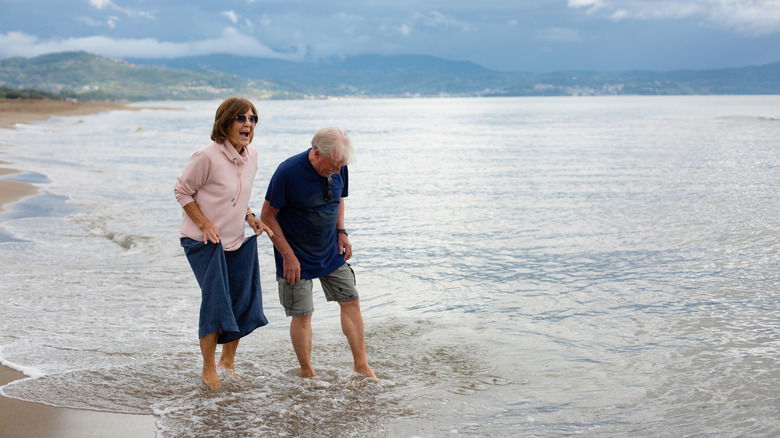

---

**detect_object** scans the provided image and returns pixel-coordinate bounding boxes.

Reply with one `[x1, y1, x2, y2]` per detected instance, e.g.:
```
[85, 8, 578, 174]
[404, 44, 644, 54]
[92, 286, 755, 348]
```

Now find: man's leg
[338, 300, 377, 379]
[199, 332, 220, 389]
[291, 315, 316, 377]
[217, 338, 240, 378]
[278, 276, 316, 377]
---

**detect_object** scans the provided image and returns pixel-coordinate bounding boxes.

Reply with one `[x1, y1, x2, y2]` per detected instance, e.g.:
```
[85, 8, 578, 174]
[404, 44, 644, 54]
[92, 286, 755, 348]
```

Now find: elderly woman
[174, 97, 272, 390]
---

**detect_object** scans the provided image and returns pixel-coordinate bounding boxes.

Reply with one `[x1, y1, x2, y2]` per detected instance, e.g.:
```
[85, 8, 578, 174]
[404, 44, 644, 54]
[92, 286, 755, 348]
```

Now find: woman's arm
[182, 201, 220, 244]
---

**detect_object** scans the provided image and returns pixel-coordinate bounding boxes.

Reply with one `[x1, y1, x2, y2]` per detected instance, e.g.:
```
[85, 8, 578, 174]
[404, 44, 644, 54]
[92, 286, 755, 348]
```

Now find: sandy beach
[0, 99, 131, 130]
[0, 99, 159, 437]
[0, 164, 39, 212]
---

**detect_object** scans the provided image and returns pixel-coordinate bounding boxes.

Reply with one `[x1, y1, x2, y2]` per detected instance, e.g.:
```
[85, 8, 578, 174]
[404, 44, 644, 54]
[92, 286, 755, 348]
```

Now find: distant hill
[0, 51, 295, 101]
[126, 53, 509, 97]
[0, 86, 62, 100]
[121, 53, 780, 97]
[1, 51, 779, 101]
[128, 54, 491, 81]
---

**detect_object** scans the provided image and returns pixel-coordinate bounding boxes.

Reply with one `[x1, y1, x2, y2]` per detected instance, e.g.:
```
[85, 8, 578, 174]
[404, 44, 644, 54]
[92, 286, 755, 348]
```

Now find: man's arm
[337, 197, 352, 261]
[260, 200, 301, 284]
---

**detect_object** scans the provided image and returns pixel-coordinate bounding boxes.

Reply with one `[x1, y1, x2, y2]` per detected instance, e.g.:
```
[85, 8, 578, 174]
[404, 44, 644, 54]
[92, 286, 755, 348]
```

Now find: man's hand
[283, 254, 302, 285]
[338, 233, 352, 261]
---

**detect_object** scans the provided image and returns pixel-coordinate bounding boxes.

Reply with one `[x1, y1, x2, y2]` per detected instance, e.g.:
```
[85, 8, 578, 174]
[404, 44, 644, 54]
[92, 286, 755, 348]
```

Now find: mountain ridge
[1, 51, 778, 101]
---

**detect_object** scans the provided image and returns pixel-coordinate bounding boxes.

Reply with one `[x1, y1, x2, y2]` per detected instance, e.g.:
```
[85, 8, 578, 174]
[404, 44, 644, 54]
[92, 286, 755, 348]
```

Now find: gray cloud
[0, 0, 777, 72]
[0, 28, 298, 60]
[535, 27, 582, 44]
[569, 0, 780, 36]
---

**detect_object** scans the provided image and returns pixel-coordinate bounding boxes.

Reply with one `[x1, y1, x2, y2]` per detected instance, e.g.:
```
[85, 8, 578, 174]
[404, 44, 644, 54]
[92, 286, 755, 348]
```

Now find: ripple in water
[3, 319, 523, 437]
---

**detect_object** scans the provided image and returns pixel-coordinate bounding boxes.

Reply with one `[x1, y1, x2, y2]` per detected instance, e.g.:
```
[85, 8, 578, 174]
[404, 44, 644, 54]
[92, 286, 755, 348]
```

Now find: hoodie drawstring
[232, 157, 242, 207]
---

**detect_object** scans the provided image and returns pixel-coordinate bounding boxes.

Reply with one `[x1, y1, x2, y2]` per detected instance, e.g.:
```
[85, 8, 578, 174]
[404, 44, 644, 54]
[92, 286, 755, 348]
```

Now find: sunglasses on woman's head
[235, 115, 259, 125]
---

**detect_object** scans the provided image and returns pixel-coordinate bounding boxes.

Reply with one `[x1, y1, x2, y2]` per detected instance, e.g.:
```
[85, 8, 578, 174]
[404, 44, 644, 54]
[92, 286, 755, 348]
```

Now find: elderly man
[261, 127, 376, 379]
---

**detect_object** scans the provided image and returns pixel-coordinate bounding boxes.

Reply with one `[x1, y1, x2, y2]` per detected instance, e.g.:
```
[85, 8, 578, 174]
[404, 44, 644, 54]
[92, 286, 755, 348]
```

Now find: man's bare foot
[300, 366, 316, 378]
[354, 365, 377, 380]
[202, 368, 219, 390]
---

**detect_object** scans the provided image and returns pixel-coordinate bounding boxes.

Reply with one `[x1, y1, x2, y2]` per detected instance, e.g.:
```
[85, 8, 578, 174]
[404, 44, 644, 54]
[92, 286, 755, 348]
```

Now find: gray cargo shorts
[276, 263, 358, 317]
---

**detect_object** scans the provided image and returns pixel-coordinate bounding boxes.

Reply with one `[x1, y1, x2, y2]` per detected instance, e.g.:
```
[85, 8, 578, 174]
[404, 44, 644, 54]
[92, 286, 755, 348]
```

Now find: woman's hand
[247, 216, 274, 237]
[182, 201, 219, 244]
[200, 220, 220, 245]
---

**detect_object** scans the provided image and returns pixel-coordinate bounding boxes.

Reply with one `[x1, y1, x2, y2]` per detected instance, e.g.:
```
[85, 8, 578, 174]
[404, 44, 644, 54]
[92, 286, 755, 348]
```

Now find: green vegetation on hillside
[0, 51, 283, 101]
[0, 86, 63, 99]
[1, 51, 778, 100]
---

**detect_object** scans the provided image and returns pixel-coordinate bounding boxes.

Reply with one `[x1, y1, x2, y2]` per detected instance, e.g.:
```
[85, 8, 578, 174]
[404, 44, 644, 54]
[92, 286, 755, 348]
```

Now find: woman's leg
[199, 332, 220, 390]
[217, 338, 240, 377]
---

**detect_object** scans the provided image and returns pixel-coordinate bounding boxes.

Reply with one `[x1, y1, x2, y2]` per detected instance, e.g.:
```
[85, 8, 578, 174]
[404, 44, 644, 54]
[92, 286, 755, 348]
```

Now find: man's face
[313, 149, 346, 177]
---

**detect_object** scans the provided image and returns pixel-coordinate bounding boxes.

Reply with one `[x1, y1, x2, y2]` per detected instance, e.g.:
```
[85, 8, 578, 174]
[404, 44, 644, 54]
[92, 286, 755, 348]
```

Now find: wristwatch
[337, 228, 348, 236]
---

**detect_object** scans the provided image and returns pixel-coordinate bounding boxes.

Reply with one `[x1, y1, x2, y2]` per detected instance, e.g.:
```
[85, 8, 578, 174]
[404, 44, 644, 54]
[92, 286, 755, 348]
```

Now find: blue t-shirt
[265, 150, 349, 279]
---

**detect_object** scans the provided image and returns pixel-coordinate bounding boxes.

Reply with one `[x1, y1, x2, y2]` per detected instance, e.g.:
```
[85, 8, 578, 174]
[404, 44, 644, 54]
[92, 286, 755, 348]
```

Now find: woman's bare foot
[202, 367, 219, 390]
[217, 359, 238, 379]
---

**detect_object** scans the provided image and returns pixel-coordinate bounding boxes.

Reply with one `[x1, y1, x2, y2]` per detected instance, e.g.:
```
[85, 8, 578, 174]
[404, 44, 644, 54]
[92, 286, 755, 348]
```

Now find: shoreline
[1, 364, 158, 437]
[0, 99, 159, 436]
[0, 163, 39, 212]
[0, 99, 131, 130]
[0, 99, 132, 212]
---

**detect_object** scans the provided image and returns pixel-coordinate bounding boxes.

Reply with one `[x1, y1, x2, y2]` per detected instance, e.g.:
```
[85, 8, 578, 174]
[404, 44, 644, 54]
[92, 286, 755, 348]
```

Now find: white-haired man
[261, 127, 376, 379]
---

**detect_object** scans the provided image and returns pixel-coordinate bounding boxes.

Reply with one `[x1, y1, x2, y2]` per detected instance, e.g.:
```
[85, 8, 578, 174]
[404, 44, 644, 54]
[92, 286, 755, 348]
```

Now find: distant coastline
[2, 52, 779, 102]
[0, 98, 129, 129]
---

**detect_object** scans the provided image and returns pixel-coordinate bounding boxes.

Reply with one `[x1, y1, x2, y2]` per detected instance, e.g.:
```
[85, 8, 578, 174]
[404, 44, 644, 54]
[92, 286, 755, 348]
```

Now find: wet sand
[0, 365, 158, 437]
[0, 99, 158, 436]
[0, 164, 39, 212]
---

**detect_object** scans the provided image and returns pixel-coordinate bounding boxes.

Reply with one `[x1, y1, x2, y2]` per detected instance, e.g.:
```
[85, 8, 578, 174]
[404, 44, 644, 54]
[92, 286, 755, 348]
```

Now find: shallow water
[1, 96, 779, 436]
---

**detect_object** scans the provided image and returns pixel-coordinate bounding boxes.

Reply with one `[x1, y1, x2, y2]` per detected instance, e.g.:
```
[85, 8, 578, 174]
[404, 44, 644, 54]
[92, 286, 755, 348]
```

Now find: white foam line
[0, 346, 45, 381]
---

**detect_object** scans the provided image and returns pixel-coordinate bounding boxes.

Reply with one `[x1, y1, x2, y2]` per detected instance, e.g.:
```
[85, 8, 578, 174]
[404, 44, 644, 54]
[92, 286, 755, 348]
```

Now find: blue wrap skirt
[181, 234, 268, 344]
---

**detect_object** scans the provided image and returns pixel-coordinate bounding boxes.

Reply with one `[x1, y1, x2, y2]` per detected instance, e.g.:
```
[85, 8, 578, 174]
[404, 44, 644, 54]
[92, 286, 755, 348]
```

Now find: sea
[0, 96, 778, 437]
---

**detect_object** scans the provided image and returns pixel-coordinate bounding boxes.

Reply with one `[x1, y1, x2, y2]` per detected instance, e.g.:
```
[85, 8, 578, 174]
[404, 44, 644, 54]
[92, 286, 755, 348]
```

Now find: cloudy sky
[0, 0, 778, 72]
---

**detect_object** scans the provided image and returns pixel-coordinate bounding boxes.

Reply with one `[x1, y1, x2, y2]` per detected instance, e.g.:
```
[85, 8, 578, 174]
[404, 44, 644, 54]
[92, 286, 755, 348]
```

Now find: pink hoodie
[175, 141, 258, 251]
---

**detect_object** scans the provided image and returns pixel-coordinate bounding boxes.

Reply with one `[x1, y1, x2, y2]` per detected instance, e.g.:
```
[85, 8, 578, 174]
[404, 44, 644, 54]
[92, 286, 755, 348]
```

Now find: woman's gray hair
[311, 127, 353, 164]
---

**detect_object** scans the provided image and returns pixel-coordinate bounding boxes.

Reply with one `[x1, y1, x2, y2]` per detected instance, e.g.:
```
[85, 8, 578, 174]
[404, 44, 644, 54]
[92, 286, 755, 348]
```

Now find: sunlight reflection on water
[1, 96, 779, 436]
